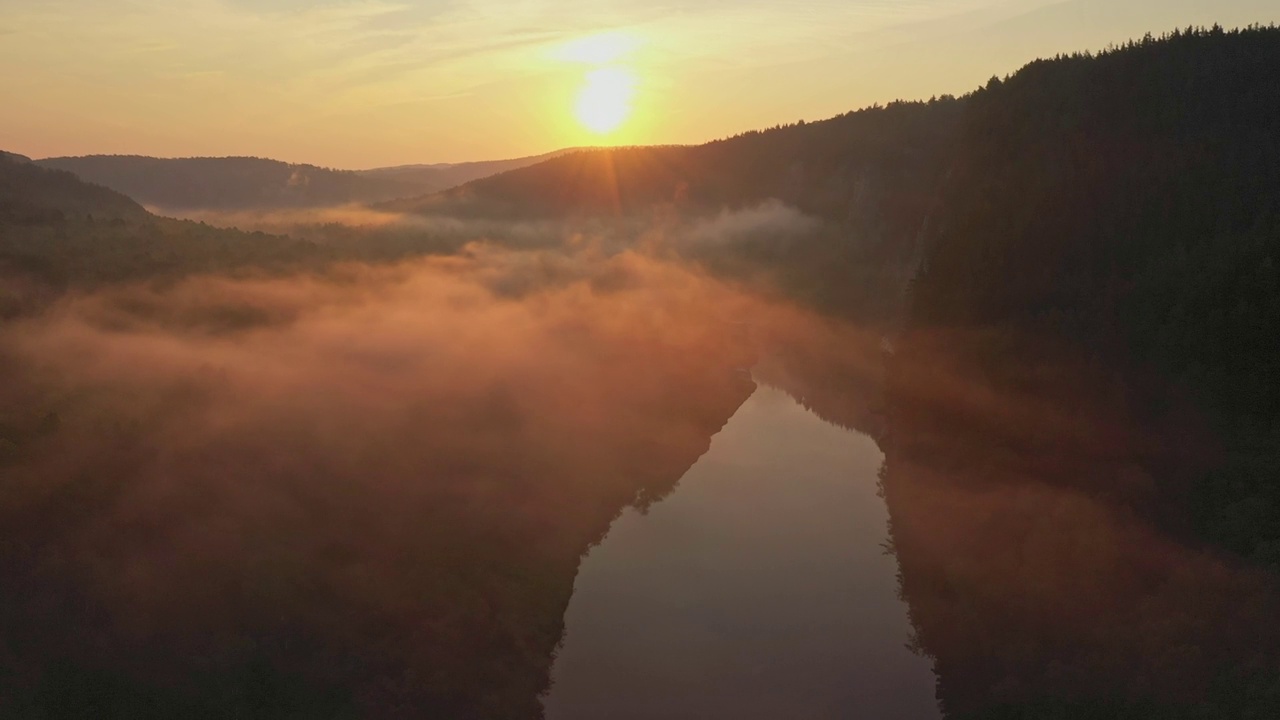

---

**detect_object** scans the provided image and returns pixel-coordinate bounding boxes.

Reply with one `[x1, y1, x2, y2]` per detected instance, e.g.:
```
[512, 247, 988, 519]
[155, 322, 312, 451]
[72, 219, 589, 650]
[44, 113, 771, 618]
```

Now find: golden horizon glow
[2, 1, 1277, 166]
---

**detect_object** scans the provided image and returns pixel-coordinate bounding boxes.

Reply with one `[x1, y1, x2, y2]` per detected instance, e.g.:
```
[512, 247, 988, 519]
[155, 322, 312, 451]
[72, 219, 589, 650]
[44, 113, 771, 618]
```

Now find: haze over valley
[3, 4, 1280, 719]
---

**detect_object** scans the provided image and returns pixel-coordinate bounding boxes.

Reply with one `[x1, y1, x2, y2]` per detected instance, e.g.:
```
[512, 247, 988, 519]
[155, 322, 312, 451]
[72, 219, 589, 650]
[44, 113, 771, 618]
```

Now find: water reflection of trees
[881, 333, 1280, 719]
[757, 320, 1280, 719]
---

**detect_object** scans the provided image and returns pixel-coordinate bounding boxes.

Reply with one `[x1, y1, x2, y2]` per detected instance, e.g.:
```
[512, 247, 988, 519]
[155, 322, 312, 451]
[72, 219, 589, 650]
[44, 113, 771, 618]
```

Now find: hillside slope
[388, 101, 961, 223]
[909, 24, 1280, 555]
[0, 152, 321, 298]
[384, 100, 963, 324]
[1, 151, 147, 223]
[356, 148, 577, 194]
[885, 25, 1280, 720]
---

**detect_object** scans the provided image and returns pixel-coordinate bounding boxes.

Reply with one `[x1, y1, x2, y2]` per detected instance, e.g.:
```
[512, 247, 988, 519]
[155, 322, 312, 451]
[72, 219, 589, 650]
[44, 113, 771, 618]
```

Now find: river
[543, 382, 940, 719]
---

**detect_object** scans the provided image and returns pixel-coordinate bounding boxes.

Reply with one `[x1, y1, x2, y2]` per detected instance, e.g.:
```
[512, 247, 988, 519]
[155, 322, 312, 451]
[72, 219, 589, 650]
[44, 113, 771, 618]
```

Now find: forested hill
[907, 24, 1280, 560]
[913, 24, 1280, 343]
[36, 152, 575, 212]
[1, 152, 146, 223]
[383, 100, 964, 325]
[0, 153, 320, 298]
[384, 99, 963, 223]
[883, 26, 1280, 719]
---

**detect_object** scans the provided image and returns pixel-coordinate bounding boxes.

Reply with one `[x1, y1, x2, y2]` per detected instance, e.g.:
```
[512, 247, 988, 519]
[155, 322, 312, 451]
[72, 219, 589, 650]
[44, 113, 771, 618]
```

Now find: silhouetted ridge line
[36, 150, 578, 211]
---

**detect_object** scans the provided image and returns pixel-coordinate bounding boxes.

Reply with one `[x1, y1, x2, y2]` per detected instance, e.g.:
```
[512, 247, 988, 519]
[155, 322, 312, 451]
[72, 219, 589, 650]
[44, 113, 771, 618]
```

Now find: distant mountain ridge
[36, 150, 576, 212]
[355, 148, 579, 189]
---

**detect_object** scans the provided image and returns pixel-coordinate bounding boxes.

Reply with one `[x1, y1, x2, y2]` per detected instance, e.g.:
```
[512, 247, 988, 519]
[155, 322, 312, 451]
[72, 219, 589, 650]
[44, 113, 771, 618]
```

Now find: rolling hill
[0, 151, 322, 296]
[35, 150, 575, 212]
[1, 150, 146, 223]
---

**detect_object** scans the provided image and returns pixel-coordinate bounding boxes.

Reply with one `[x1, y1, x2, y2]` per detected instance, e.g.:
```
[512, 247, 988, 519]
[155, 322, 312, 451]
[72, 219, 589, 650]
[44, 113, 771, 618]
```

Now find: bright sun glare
[557, 31, 641, 136]
[557, 32, 640, 65]
[575, 67, 636, 135]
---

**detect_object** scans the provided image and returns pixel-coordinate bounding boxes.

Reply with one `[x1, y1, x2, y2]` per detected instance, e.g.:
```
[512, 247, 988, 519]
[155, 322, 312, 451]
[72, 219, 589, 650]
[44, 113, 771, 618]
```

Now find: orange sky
[2, 0, 1277, 168]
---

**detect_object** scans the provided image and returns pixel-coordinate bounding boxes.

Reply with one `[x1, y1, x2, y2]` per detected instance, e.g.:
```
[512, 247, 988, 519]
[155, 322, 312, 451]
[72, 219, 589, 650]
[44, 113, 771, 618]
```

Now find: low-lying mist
[7, 201, 1267, 718]
[152, 198, 833, 261]
[0, 228, 886, 716]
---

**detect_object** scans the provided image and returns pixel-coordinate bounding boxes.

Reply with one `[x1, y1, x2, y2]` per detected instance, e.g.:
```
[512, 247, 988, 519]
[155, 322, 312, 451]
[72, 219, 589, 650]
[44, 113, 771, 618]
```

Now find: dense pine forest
[887, 25, 1280, 719]
[910, 24, 1280, 568]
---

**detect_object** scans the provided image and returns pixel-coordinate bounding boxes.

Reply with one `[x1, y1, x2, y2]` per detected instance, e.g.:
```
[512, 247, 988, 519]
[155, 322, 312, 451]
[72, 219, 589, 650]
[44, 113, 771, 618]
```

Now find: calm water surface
[543, 383, 940, 719]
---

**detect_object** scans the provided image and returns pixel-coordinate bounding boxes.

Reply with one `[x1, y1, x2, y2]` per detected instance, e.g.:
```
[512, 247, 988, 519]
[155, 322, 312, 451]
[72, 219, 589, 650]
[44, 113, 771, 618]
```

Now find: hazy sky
[2, 0, 1276, 167]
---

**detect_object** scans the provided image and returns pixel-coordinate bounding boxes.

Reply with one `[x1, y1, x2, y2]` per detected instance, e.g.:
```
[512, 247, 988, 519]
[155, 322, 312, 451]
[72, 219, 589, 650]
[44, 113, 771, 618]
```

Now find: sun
[553, 31, 642, 137]
[574, 67, 636, 135]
